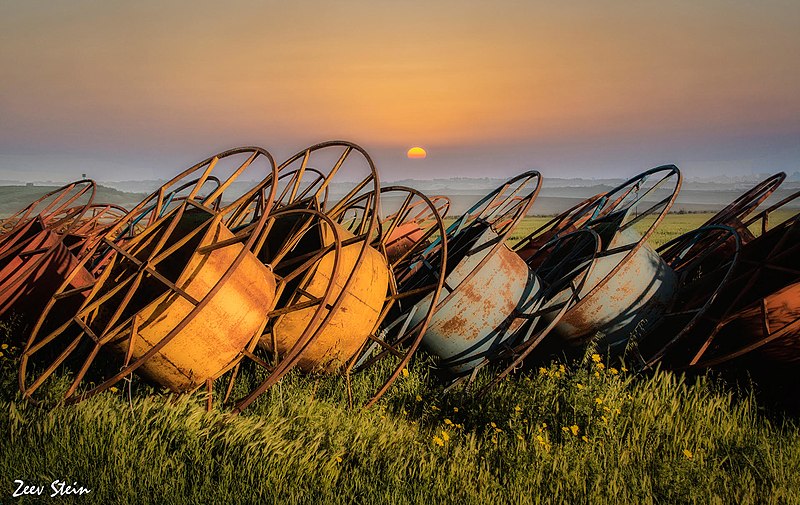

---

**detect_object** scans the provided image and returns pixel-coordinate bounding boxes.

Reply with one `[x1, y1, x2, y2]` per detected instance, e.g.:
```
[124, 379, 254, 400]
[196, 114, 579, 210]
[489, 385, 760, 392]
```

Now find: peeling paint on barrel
[555, 226, 677, 349]
[413, 227, 539, 374]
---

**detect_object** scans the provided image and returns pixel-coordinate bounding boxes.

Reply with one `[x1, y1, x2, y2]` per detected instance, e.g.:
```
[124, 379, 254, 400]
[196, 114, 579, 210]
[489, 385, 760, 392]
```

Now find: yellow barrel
[107, 219, 276, 392]
[264, 223, 390, 373]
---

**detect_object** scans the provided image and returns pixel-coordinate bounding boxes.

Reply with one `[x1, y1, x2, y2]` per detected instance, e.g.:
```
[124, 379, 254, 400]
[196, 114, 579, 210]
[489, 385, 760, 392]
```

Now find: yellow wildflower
[601, 415, 608, 423]
[444, 418, 453, 426]
[415, 394, 422, 402]
[109, 387, 119, 393]
[433, 436, 444, 447]
[441, 431, 450, 442]
[402, 368, 409, 377]
[1, 343, 7, 350]
[514, 405, 522, 413]
[621, 366, 628, 372]
[596, 362, 605, 370]
[539, 367, 548, 375]
[431, 405, 439, 412]
[559, 364, 566, 373]
[335, 456, 343, 463]
[562, 426, 569, 433]
[591, 353, 601, 363]
[576, 383, 584, 390]
[452, 407, 458, 413]
[683, 449, 693, 459]
[490, 422, 497, 428]
[609, 367, 619, 375]
[595, 397, 603, 405]
[570, 425, 579, 436]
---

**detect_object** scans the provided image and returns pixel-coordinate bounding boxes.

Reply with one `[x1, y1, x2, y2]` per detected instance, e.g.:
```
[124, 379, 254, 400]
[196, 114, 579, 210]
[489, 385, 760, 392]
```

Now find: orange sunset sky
[1, 1, 799, 181]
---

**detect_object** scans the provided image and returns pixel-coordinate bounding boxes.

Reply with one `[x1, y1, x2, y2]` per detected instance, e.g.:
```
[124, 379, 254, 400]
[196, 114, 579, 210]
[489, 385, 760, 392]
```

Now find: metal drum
[555, 224, 677, 349]
[105, 218, 276, 391]
[267, 223, 390, 372]
[415, 226, 539, 374]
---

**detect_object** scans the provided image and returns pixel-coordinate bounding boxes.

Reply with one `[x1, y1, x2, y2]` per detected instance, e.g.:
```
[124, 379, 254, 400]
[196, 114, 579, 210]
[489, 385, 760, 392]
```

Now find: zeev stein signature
[12, 479, 91, 498]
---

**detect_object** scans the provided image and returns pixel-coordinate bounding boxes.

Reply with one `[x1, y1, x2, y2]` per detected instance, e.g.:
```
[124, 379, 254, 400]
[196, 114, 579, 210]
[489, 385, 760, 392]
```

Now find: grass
[1, 213, 799, 503]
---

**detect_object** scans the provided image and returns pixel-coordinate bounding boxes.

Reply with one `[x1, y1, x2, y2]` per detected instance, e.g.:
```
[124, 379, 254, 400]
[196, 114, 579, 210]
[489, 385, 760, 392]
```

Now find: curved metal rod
[631, 225, 741, 370]
[18, 147, 278, 404]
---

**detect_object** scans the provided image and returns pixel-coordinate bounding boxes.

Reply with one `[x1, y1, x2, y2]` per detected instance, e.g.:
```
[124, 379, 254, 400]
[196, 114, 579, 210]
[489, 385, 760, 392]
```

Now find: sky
[1, 0, 799, 182]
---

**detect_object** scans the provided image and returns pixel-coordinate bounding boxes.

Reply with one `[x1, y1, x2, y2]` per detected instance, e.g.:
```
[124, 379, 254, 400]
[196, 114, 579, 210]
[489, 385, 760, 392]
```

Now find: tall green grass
[2, 339, 799, 504]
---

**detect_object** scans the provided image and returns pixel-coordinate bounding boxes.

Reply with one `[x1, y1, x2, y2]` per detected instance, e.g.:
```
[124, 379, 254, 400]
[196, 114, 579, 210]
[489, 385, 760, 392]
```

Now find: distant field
[0, 185, 148, 218]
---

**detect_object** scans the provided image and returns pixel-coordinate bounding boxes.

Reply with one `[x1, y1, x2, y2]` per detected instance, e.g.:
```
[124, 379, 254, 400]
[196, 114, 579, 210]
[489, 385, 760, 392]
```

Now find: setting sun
[407, 147, 427, 159]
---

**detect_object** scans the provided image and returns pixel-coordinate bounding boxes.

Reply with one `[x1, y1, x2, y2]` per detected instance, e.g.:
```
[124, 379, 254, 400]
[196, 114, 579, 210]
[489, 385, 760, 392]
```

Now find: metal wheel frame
[629, 225, 742, 370]
[19, 147, 279, 404]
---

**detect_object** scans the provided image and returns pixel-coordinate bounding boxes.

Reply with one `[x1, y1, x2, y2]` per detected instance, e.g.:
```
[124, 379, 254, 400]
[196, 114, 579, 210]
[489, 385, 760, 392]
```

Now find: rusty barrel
[385, 222, 426, 263]
[555, 225, 677, 349]
[413, 226, 539, 375]
[0, 218, 94, 327]
[106, 217, 276, 392]
[266, 222, 390, 373]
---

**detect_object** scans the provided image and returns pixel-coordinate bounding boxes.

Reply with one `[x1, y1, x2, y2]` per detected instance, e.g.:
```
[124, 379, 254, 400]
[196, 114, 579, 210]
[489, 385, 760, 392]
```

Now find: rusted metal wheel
[19, 147, 279, 404]
[628, 225, 742, 370]
[475, 228, 603, 394]
[0, 181, 97, 328]
[0, 180, 96, 236]
[411, 172, 543, 380]
[551, 165, 682, 353]
[677, 214, 800, 370]
[229, 141, 391, 412]
[659, 172, 786, 266]
[513, 193, 605, 264]
[343, 186, 449, 408]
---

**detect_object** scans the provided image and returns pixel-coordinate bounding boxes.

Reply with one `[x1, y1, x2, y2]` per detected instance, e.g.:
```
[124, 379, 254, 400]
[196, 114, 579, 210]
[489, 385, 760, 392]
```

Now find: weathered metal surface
[105, 218, 276, 391]
[630, 225, 742, 370]
[415, 227, 537, 374]
[267, 222, 390, 372]
[554, 225, 677, 348]
[548, 165, 682, 351]
[676, 216, 800, 369]
[0, 219, 94, 325]
[514, 193, 604, 264]
[660, 173, 785, 266]
[19, 147, 279, 405]
[385, 222, 427, 262]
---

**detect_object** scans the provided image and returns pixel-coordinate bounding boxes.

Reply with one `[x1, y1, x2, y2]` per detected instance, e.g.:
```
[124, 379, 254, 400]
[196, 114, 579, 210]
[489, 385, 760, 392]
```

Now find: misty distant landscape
[1, 172, 798, 217]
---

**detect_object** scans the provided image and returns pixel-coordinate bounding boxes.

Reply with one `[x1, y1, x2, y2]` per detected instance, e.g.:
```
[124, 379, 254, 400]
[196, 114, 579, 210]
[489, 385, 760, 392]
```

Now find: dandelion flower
[539, 367, 548, 375]
[433, 436, 444, 447]
[1, 343, 7, 350]
[576, 383, 584, 390]
[570, 425, 579, 436]
[415, 394, 422, 402]
[609, 367, 619, 375]
[683, 449, 693, 459]
[402, 368, 409, 377]
[559, 364, 566, 373]
[595, 397, 603, 405]
[109, 387, 119, 393]
[444, 418, 453, 426]
[591, 353, 601, 363]
[596, 362, 605, 370]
